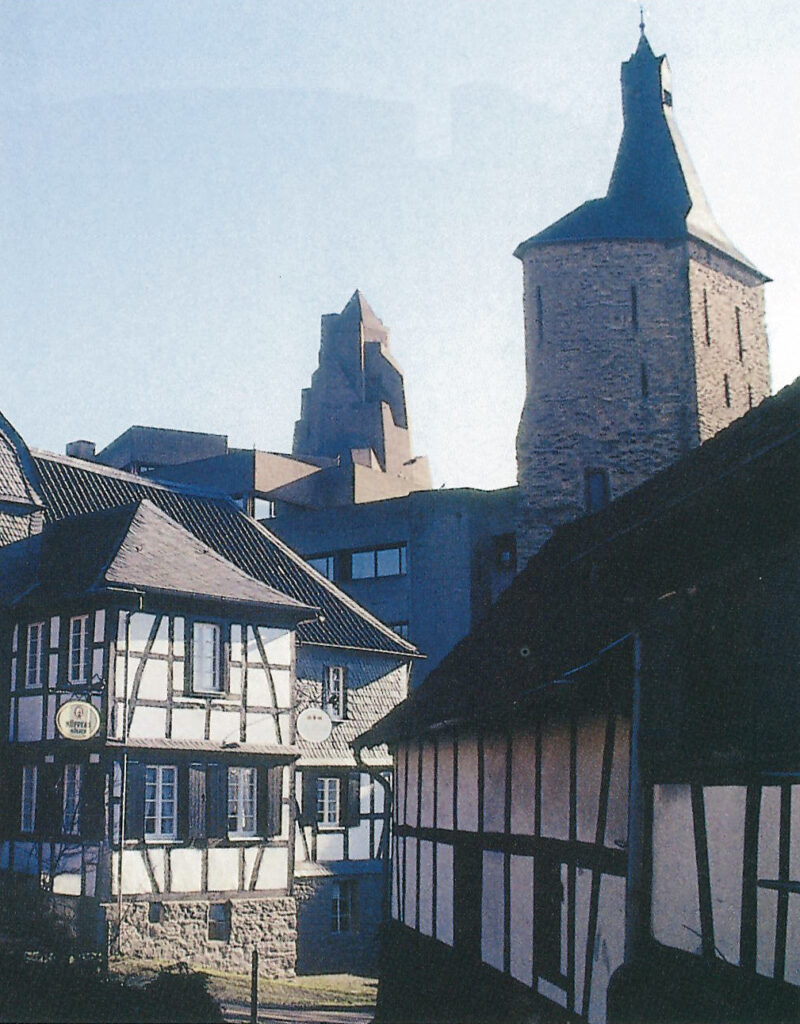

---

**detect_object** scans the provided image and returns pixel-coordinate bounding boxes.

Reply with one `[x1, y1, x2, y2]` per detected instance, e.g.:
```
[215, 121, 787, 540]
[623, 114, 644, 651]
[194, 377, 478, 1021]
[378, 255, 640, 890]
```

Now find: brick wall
[295, 872, 383, 975]
[109, 895, 297, 976]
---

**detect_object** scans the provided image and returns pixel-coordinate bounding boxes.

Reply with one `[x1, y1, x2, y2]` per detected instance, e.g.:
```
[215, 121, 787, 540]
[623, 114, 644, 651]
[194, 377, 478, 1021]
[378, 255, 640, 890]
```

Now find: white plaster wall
[118, 851, 154, 895]
[538, 978, 567, 1008]
[170, 849, 203, 892]
[757, 889, 778, 978]
[278, 713, 291, 742]
[605, 718, 630, 848]
[436, 842, 453, 945]
[419, 840, 434, 937]
[574, 866, 592, 1012]
[137, 659, 168, 702]
[52, 872, 82, 895]
[511, 729, 536, 836]
[576, 718, 605, 843]
[92, 647, 104, 682]
[151, 616, 169, 656]
[588, 874, 626, 1024]
[404, 837, 418, 927]
[172, 707, 206, 739]
[481, 849, 505, 971]
[272, 669, 291, 708]
[259, 845, 289, 891]
[348, 821, 370, 861]
[704, 785, 746, 965]
[392, 837, 402, 920]
[651, 784, 702, 953]
[129, 614, 156, 652]
[209, 709, 240, 744]
[483, 738, 506, 834]
[245, 713, 278, 745]
[17, 697, 42, 741]
[93, 609, 105, 643]
[540, 721, 570, 840]
[247, 668, 271, 706]
[395, 747, 407, 827]
[257, 627, 291, 666]
[757, 786, 780, 977]
[420, 742, 435, 828]
[316, 832, 344, 861]
[46, 696, 56, 739]
[406, 742, 419, 826]
[129, 706, 167, 738]
[784, 894, 800, 985]
[436, 736, 454, 830]
[791, 786, 800, 879]
[456, 735, 479, 832]
[173, 617, 185, 658]
[359, 774, 371, 815]
[510, 854, 534, 985]
[207, 848, 239, 891]
[229, 664, 242, 695]
[148, 847, 166, 892]
[48, 652, 57, 689]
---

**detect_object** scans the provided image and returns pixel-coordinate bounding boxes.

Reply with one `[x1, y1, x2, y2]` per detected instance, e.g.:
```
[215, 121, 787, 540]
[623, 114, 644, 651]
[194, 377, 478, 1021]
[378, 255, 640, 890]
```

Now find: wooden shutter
[345, 772, 361, 827]
[176, 763, 189, 840]
[206, 764, 227, 839]
[125, 761, 146, 840]
[80, 763, 106, 840]
[38, 763, 61, 836]
[188, 764, 207, 841]
[300, 772, 317, 826]
[260, 765, 283, 837]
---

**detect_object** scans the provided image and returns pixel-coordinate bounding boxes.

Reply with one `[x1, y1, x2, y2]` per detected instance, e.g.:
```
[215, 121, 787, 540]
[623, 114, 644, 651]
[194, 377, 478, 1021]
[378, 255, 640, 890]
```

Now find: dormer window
[323, 666, 346, 720]
[662, 89, 673, 107]
[585, 469, 611, 514]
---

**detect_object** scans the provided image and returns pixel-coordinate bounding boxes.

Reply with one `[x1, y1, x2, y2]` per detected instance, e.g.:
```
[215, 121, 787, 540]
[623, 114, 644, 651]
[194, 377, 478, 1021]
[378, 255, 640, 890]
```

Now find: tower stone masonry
[515, 31, 770, 565]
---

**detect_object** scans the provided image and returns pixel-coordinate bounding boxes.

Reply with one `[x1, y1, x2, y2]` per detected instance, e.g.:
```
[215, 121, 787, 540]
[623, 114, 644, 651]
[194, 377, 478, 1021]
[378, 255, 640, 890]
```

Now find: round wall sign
[56, 700, 101, 741]
[296, 707, 332, 744]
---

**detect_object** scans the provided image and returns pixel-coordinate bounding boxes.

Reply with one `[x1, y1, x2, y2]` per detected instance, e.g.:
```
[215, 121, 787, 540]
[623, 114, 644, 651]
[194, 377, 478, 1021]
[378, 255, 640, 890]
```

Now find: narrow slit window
[736, 307, 744, 361]
[26, 622, 45, 688]
[62, 764, 81, 835]
[640, 361, 649, 398]
[724, 374, 731, 408]
[585, 469, 611, 514]
[748, 385, 753, 410]
[631, 284, 638, 330]
[536, 286, 544, 345]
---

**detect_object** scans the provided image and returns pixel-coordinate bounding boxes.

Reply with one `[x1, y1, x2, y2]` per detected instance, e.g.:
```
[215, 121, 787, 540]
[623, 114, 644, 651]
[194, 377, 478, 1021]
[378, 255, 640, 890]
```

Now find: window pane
[376, 547, 400, 577]
[193, 623, 221, 691]
[351, 551, 375, 579]
[308, 556, 333, 579]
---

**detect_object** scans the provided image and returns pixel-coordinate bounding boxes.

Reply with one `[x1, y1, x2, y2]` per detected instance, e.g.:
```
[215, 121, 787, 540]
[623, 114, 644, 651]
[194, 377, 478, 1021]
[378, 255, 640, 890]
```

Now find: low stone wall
[107, 895, 297, 976]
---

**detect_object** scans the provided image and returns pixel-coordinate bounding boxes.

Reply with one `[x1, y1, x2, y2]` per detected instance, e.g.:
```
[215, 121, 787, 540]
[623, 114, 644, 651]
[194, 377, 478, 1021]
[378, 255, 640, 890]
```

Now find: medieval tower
[515, 29, 771, 563]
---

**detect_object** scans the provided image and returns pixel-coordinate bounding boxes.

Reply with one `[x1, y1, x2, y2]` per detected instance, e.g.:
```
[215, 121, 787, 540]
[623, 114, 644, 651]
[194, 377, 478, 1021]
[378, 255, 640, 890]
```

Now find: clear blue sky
[2, 1, 798, 489]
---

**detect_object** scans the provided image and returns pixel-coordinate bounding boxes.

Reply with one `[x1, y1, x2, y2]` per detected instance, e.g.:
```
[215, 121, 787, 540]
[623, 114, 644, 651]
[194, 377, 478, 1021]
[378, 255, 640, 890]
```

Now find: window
[317, 777, 340, 828]
[662, 88, 673, 107]
[350, 544, 407, 580]
[254, 498, 275, 520]
[21, 765, 37, 833]
[585, 469, 611, 514]
[323, 666, 345, 720]
[724, 374, 731, 408]
[192, 623, 221, 692]
[62, 764, 81, 835]
[208, 903, 230, 942]
[26, 622, 45, 688]
[69, 615, 90, 685]
[640, 361, 649, 398]
[391, 622, 410, 640]
[748, 384, 753, 410]
[331, 881, 355, 933]
[144, 765, 177, 840]
[149, 902, 163, 924]
[631, 284, 638, 330]
[307, 554, 335, 580]
[494, 534, 516, 573]
[536, 285, 544, 345]
[736, 307, 744, 361]
[227, 767, 257, 837]
[703, 289, 711, 346]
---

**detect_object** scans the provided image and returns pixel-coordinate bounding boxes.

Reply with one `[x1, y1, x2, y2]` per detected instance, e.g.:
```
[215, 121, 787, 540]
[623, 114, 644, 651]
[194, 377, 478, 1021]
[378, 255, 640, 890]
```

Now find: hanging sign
[56, 700, 101, 741]
[296, 707, 332, 744]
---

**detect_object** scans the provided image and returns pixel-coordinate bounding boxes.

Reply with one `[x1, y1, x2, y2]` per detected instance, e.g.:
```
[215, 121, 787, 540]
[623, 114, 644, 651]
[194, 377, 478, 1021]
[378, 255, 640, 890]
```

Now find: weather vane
[639, 5, 645, 34]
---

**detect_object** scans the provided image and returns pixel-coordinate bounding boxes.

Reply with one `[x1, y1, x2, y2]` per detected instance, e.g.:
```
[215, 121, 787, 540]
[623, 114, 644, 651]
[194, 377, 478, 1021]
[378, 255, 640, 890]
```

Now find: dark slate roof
[9, 499, 314, 614]
[28, 450, 419, 657]
[355, 379, 800, 748]
[515, 33, 764, 276]
[0, 412, 44, 509]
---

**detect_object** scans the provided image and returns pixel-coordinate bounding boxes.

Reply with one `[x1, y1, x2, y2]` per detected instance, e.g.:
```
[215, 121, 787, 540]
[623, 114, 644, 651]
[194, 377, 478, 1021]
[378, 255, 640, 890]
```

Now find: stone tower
[515, 31, 770, 563]
[293, 290, 431, 493]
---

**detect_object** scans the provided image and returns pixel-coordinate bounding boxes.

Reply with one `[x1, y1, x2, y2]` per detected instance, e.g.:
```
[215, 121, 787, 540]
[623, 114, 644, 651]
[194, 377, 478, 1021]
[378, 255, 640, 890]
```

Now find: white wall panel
[172, 707, 206, 740]
[120, 851, 153, 894]
[576, 718, 605, 843]
[785, 894, 800, 985]
[173, 617, 185, 657]
[406, 742, 419, 826]
[538, 978, 567, 1008]
[137, 659, 168, 702]
[481, 849, 505, 970]
[574, 866, 592, 1012]
[229, 664, 242, 695]
[245, 713, 278, 745]
[359, 774, 371, 815]
[129, 706, 167, 738]
[93, 609, 105, 643]
[436, 736, 454, 830]
[170, 849, 202, 892]
[53, 872, 82, 895]
[757, 889, 778, 978]
[208, 848, 239, 891]
[511, 730, 536, 836]
[510, 854, 534, 985]
[258, 627, 291, 666]
[456, 735, 479, 832]
[258, 846, 289, 892]
[348, 822, 370, 861]
[436, 842, 454, 945]
[651, 784, 702, 953]
[272, 669, 291, 708]
[148, 847, 166, 892]
[605, 718, 630, 849]
[316, 832, 344, 861]
[540, 721, 570, 840]
[151, 616, 169, 656]
[704, 785, 745, 966]
[404, 837, 418, 927]
[392, 837, 402, 920]
[209, 709, 240, 745]
[48, 652, 58, 689]
[50, 617, 59, 648]
[46, 697, 56, 739]
[247, 668, 271, 706]
[92, 648, 104, 683]
[791, 787, 800, 880]
[420, 742, 436, 828]
[419, 840, 434, 936]
[588, 874, 626, 1024]
[129, 614, 156, 652]
[483, 738, 506, 834]
[17, 697, 42, 741]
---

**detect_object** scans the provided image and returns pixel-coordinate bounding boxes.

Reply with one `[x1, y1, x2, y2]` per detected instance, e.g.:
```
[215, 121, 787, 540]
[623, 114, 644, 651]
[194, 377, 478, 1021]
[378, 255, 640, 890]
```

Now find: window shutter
[206, 764, 227, 839]
[188, 764, 207, 841]
[81, 763, 106, 840]
[300, 772, 317, 826]
[345, 772, 361, 827]
[39, 763, 61, 836]
[260, 765, 283, 837]
[125, 761, 146, 841]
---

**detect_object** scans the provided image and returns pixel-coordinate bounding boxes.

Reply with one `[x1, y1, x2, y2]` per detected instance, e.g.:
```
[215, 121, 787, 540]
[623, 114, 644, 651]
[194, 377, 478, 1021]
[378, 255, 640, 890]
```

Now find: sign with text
[56, 700, 101, 741]
[296, 706, 332, 744]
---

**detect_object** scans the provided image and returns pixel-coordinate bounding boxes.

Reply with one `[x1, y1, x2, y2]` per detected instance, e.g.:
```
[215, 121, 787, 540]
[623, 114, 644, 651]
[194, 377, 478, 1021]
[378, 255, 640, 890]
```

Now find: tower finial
[639, 5, 645, 34]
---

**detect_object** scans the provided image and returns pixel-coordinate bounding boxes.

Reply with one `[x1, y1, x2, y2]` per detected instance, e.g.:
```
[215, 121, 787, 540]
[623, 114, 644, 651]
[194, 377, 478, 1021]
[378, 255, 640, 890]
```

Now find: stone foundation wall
[295, 871, 384, 975]
[108, 895, 297, 976]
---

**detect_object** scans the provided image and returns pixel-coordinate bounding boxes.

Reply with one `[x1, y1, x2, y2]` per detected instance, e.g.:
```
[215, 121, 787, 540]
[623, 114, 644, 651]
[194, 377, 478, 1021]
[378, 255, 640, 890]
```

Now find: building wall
[389, 713, 630, 1023]
[295, 870, 384, 975]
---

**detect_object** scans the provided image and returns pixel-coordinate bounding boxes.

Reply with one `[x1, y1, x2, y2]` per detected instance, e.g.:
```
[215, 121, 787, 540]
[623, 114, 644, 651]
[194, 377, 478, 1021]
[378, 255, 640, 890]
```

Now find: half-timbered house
[0, 409, 418, 975]
[355, 379, 800, 1023]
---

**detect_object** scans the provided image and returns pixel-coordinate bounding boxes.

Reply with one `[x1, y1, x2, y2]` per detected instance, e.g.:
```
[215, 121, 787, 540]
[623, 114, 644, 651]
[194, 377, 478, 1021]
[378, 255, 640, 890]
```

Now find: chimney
[65, 440, 96, 460]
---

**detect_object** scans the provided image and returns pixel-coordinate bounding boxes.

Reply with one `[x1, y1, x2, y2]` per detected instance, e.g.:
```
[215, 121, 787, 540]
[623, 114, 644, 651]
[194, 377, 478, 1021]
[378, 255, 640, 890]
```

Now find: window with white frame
[316, 777, 340, 828]
[331, 880, 354, 933]
[69, 614, 91, 685]
[227, 767, 257, 836]
[322, 666, 345, 720]
[192, 622, 221, 692]
[144, 765, 177, 840]
[62, 764, 81, 835]
[21, 765, 37, 833]
[26, 622, 45, 688]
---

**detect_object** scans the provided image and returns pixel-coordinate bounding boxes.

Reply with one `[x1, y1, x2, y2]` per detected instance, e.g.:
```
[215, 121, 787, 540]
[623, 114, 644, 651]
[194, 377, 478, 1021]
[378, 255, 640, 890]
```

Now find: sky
[1, 0, 798, 490]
